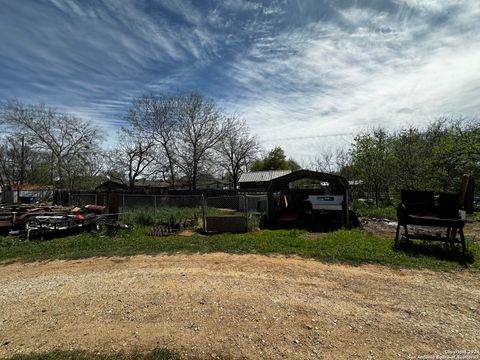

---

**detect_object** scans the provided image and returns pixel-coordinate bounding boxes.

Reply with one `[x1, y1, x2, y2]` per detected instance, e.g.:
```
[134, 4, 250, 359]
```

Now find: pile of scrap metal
[0, 203, 132, 240]
[145, 225, 178, 237]
[145, 216, 195, 237]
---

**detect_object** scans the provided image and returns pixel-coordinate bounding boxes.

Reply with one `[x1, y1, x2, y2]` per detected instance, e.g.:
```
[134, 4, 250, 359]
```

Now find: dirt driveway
[0, 254, 479, 360]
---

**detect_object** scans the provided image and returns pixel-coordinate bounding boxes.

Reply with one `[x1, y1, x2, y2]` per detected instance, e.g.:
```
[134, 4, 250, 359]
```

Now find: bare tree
[125, 95, 179, 188]
[175, 92, 226, 190]
[0, 101, 100, 187]
[0, 131, 52, 187]
[312, 149, 336, 173]
[0, 138, 13, 187]
[62, 145, 107, 190]
[106, 128, 157, 190]
[216, 115, 259, 189]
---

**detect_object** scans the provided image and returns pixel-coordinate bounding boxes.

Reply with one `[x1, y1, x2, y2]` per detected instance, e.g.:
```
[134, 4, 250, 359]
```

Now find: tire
[92, 218, 108, 233]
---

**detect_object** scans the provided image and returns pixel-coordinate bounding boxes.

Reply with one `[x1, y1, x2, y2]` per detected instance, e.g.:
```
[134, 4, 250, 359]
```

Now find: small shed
[95, 179, 171, 192]
[266, 170, 349, 227]
[95, 180, 128, 192]
[133, 179, 171, 190]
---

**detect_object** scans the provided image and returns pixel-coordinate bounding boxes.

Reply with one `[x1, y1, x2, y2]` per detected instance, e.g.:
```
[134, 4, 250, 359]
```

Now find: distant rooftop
[239, 170, 292, 183]
[134, 179, 171, 188]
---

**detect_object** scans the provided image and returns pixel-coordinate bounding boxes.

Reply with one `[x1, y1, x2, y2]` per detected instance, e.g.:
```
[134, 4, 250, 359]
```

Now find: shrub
[120, 207, 202, 227]
[352, 200, 396, 220]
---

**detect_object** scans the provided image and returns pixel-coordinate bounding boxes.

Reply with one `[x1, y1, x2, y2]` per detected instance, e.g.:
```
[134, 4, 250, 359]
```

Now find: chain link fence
[68, 193, 96, 207]
[204, 195, 267, 233]
[119, 194, 204, 211]
[66, 192, 267, 233]
[67, 193, 203, 210]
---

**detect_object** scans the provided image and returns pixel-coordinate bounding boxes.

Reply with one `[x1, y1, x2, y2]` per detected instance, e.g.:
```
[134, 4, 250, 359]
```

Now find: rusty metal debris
[0, 203, 132, 239]
[145, 225, 178, 237]
[145, 216, 197, 237]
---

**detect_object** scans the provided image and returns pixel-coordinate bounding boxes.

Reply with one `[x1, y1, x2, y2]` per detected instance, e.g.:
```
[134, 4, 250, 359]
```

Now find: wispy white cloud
[220, 1, 480, 159]
[0, 0, 479, 162]
[0, 0, 224, 130]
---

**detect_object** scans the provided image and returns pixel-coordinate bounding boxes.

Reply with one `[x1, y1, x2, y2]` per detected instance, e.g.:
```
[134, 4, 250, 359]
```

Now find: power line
[262, 132, 354, 142]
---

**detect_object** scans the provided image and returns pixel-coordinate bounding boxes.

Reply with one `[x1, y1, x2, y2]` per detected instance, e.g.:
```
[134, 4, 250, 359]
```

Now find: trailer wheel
[92, 218, 108, 233]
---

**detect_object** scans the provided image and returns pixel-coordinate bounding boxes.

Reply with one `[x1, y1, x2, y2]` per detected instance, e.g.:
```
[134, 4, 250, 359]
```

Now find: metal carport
[266, 170, 349, 227]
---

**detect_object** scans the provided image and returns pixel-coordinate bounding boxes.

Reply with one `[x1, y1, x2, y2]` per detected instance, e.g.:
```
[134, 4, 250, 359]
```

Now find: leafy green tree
[251, 146, 300, 171]
[391, 126, 429, 191]
[425, 118, 480, 192]
[345, 118, 480, 203]
[350, 128, 395, 206]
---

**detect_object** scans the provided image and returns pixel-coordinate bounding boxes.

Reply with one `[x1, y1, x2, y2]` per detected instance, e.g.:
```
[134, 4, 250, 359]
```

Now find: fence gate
[204, 195, 247, 233]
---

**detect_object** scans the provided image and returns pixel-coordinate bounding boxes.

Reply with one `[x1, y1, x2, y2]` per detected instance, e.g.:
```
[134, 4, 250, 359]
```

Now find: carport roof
[267, 169, 348, 193]
[239, 170, 292, 183]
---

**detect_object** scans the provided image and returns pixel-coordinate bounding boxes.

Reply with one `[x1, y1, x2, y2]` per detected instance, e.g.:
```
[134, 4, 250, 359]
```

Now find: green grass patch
[5, 349, 205, 360]
[119, 207, 209, 227]
[467, 211, 480, 222]
[352, 201, 396, 220]
[0, 226, 478, 271]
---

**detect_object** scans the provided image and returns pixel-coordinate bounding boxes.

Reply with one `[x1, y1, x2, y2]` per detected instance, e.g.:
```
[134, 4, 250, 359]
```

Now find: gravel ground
[1, 253, 479, 359]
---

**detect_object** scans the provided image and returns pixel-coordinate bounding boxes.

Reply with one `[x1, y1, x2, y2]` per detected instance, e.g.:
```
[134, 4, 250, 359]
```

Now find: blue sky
[1, 0, 479, 161]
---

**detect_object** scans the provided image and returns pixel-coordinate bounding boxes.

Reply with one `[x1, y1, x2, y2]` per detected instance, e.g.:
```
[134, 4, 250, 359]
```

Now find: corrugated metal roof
[239, 170, 292, 183]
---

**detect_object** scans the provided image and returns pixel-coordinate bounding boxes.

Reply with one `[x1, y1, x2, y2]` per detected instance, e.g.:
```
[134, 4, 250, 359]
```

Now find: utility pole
[20, 135, 25, 185]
